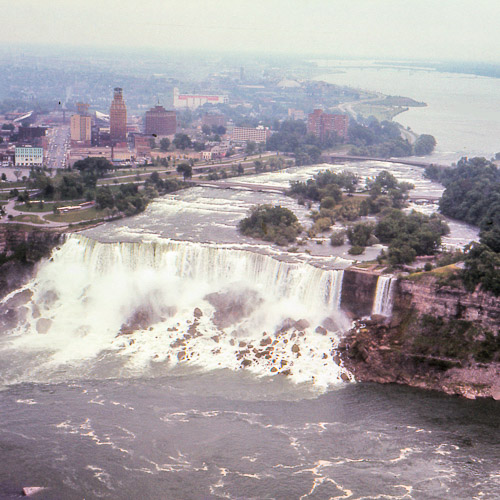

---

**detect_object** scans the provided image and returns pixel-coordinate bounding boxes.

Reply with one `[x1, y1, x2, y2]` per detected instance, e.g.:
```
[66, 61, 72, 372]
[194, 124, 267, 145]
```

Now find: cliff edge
[340, 272, 500, 399]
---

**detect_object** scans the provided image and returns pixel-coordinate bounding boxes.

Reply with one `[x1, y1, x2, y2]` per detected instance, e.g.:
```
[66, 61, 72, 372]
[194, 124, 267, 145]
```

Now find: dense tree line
[375, 209, 449, 265]
[289, 170, 412, 217]
[238, 205, 302, 246]
[348, 118, 436, 158]
[425, 157, 500, 294]
[266, 120, 341, 166]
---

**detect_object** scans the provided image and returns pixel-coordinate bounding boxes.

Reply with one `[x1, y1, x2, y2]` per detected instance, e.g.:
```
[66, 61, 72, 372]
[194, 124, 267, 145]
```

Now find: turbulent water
[1, 66, 499, 499]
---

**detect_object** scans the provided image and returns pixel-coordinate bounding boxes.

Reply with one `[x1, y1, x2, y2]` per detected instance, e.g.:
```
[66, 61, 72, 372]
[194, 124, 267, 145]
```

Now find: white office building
[15, 146, 44, 167]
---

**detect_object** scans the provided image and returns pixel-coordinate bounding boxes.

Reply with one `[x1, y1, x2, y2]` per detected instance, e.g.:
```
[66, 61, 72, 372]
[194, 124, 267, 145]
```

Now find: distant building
[110, 88, 127, 143]
[173, 87, 228, 109]
[145, 105, 176, 136]
[17, 126, 47, 144]
[0, 150, 15, 167]
[288, 108, 306, 121]
[70, 103, 92, 145]
[307, 109, 349, 142]
[133, 135, 152, 156]
[15, 146, 43, 167]
[231, 126, 270, 144]
[201, 113, 227, 128]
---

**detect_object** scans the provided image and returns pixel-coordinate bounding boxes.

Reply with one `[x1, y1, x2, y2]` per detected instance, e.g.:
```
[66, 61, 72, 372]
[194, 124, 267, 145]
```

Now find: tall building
[307, 109, 349, 142]
[144, 105, 176, 136]
[110, 88, 127, 143]
[70, 103, 92, 145]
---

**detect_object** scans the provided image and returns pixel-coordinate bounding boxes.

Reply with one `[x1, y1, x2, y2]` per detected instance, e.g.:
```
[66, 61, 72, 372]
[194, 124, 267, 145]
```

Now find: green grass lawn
[14, 201, 68, 213]
[12, 214, 48, 224]
[45, 207, 111, 223]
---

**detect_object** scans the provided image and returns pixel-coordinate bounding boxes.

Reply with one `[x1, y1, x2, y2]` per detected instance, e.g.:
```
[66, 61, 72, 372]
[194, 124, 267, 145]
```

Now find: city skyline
[2, 1, 500, 63]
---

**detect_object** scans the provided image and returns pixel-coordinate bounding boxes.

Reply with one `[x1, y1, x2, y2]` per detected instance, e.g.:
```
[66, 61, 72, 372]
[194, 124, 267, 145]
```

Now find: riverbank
[339, 272, 500, 400]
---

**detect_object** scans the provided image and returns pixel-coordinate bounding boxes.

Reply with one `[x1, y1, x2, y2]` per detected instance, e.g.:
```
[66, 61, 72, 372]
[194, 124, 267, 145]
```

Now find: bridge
[323, 154, 450, 170]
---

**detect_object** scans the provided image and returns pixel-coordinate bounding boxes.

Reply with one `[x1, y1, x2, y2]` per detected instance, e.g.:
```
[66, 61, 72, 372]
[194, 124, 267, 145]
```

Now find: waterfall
[0, 234, 351, 388]
[372, 275, 395, 317]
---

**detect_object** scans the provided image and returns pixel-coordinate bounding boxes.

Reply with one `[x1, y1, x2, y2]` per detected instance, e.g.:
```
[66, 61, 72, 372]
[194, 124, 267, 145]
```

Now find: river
[0, 64, 498, 499]
[316, 60, 500, 163]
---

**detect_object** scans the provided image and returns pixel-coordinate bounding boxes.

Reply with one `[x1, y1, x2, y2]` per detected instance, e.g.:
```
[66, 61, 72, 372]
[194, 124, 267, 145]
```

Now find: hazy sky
[4, 0, 500, 61]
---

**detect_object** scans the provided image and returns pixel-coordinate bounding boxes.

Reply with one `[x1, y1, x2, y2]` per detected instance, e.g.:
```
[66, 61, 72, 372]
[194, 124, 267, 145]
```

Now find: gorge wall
[340, 270, 500, 400]
[0, 226, 62, 299]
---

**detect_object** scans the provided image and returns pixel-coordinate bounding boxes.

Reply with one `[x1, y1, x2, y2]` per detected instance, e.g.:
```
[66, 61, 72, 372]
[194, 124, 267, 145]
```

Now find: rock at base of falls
[22, 486, 46, 496]
[36, 318, 52, 334]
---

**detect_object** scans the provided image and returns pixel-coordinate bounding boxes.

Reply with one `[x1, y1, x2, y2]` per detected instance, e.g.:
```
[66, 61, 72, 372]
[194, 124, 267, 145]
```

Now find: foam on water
[0, 234, 352, 388]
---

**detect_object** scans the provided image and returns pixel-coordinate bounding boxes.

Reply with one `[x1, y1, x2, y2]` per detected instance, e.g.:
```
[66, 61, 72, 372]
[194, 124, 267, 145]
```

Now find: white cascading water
[372, 275, 396, 317]
[0, 234, 352, 389]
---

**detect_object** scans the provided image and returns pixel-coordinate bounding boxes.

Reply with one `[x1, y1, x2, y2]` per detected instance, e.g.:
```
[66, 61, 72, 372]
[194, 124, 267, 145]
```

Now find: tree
[201, 125, 211, 135]
[160, 138, 170, 151]
[414, 134, 437, 156]
[245, 141, 257, 155]
[1, 173, 6, 181]
[95, 186, 114, 209]
[173, 133, 192, 150]
[177, 163, 192, 180]
[462, 242, 500, 295]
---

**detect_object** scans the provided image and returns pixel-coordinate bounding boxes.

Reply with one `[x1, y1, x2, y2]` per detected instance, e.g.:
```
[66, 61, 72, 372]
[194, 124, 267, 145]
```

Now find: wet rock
[241, 359, 252, 367]
[281, 369, 291, 376]
[315, 326, 327, 335]
[271, 367, 278, 373]
[291, 344, 300, 353]
[280, 360, 288, 367]
[239, 341, 246, 347]
[294, 319, 310, 331]
[322, 317, 338, 332]
[5, 289, 33, 309]
[230, 339, 235, 346]
[332, 355, 340, 365]
[193, 307, 203, 319]
[40, 290, 58, 307]
[341, 373, 350, 382]
[177, 351, 186, 361]
[36, 317, 52, 334]
[22, 487, 46, 496]
[260, 337, 272, 346]
[211, 335, 220, 343]
[277, 318, 295, 332]
[205, 289, 262, 328]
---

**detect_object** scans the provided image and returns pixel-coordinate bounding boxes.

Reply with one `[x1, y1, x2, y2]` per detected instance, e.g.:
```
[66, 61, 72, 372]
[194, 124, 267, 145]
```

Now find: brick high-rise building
[70, 103, 92, 145]
[110, 88, 127, 143]
[307, 109, 349, 142]
[144, 105, 176, 136]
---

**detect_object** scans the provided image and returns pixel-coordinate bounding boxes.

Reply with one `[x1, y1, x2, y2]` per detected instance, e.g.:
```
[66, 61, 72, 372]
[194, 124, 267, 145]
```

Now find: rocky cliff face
[396, 277, 500, 333]
[0, 226, 62, 299]
[340, 269, 378, 317]
[339, 269, 500, 400]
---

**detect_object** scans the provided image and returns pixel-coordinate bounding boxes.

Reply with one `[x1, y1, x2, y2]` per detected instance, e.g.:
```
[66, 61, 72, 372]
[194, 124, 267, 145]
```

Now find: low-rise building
[173, 88, 228, 109]
[15, 146, 44, 167]
[231, 126, 270, 144]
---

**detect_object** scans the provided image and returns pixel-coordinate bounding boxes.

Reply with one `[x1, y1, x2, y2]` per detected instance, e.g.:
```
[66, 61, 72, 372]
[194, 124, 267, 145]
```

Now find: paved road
[1, 198, 70, 228]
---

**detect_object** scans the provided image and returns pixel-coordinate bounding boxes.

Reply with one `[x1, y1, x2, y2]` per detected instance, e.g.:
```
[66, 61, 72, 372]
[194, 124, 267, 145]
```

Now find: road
[46, 125, 70, 171]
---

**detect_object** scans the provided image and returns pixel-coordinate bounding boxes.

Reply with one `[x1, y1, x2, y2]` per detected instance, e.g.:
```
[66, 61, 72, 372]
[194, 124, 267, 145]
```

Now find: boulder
[36, 317, 52, 334]
[294, 319, 310, 331]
